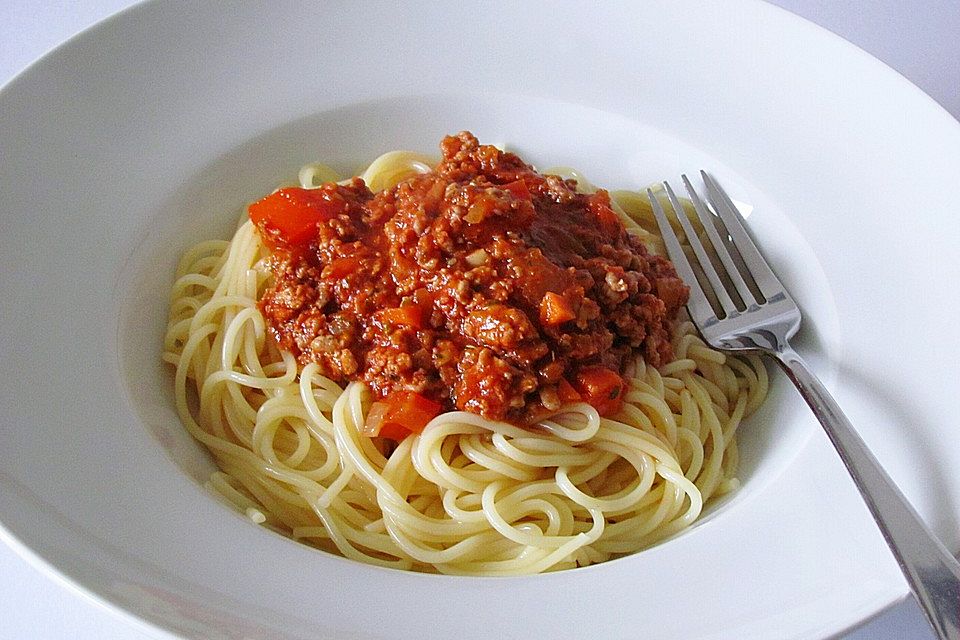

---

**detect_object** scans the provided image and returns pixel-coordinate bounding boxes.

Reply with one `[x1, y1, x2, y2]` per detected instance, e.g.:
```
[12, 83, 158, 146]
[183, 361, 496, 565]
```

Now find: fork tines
[647, 172, 790, 326]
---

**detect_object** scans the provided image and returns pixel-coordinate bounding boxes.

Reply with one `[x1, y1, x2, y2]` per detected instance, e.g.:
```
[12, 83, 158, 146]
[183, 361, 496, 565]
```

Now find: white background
[0, 1, 957, 638]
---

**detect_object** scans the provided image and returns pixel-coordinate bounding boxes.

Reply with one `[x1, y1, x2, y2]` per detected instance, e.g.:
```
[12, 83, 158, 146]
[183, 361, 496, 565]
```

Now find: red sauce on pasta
[251, 132, 688, 436]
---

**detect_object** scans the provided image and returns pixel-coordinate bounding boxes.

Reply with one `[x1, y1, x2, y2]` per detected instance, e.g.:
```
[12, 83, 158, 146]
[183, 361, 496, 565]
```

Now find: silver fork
[649, 173, 960, 640]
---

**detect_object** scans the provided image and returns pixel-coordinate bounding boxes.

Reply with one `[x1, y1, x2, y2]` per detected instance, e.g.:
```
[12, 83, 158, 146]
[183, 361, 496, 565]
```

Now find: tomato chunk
[362, 391, 442, 441]
[539, 291, 576, 326]
[574, 367, 625, 416]
[248, 187, 347, 249]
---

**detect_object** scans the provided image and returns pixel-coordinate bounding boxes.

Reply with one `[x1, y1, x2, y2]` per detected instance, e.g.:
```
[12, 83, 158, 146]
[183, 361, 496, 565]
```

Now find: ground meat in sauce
[255, 132, 689, 423]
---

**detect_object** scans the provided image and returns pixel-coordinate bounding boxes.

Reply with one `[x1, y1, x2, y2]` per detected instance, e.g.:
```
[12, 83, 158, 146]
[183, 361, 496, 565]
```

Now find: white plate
[1, 1, 959, 638]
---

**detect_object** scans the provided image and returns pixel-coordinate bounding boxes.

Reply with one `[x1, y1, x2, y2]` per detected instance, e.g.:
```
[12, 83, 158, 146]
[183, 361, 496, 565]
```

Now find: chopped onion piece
[466, 249, 489, 266]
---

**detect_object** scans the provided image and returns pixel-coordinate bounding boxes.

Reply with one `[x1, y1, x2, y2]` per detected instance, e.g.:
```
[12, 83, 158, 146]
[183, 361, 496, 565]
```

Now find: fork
[648, 173, 960, 640]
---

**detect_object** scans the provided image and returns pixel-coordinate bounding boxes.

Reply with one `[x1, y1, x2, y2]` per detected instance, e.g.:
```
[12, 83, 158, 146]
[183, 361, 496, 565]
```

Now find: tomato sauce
[253, 132, 688, 429]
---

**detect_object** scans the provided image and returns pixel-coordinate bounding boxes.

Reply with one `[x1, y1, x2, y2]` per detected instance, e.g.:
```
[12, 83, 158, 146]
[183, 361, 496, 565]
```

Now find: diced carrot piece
[539, 291, 576, 326]
[574, 367, 626, 416]
[500, 179, 531, 200]
[465, 195, 496, 223]
[324, 256, 361, 279]
[378, 305, 424, 329]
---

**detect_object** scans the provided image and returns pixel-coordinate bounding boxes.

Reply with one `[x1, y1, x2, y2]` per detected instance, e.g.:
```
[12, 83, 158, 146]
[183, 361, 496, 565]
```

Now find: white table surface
[1, 1, 957, 639]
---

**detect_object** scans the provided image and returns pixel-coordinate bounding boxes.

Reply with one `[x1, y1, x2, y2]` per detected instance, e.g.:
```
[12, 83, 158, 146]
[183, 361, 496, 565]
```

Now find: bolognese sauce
[250, 132, 688, 437]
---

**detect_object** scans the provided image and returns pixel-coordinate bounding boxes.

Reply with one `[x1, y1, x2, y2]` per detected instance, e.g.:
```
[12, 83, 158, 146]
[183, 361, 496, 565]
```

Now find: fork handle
[776, 345, 960, 640]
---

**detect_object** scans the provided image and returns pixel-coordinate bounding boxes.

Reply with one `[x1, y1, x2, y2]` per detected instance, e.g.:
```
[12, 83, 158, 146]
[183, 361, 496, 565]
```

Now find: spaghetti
[162, 139, 767, 575]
